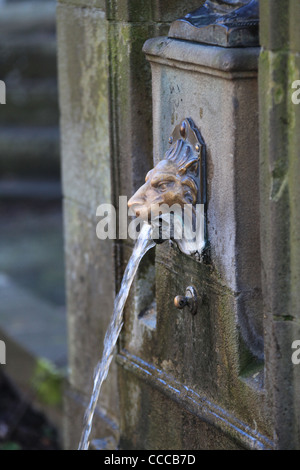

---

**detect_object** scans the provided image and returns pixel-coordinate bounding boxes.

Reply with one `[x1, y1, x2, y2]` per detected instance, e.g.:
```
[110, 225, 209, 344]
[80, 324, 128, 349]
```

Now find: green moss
[273, 83, 284, 104]
[31, 359, 63, 406]
[288, 54, 300, 84]
[287, 53, 300, 132]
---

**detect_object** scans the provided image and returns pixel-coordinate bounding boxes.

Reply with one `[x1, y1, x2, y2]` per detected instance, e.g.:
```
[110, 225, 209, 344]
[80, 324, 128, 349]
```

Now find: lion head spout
[128, 118, 207, 256]
[128, 140, 199, 220]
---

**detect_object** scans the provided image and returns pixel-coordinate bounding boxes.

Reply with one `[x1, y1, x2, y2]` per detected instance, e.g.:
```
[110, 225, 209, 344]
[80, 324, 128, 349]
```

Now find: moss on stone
[31, 359, 63, 406]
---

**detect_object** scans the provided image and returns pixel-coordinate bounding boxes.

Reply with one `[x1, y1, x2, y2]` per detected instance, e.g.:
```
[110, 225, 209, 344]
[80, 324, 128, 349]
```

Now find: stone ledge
[143, 37, 259, 78]
[117, 350, 274, 450]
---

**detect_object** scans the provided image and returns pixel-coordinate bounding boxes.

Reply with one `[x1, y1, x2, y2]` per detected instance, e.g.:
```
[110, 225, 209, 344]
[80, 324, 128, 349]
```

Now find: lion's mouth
[128, 203, 150, 221]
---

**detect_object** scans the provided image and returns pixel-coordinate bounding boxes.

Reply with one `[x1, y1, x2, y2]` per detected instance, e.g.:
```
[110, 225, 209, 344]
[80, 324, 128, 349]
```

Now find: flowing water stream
[78, 222, 156, 450]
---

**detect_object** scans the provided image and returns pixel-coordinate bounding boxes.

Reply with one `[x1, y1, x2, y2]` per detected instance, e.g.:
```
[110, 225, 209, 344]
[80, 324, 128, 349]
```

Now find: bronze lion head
[128, 118, 207, 255]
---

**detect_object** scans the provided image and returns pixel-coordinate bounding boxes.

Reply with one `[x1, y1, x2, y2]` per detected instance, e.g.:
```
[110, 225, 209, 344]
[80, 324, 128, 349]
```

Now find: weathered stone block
[151, 0, 205, 23]
[116, 36, 272, 450]
[289, 2, 300, 53]
[259, 1, 300, 448]
[58, 0, 106, 10]
[107, 21, 154, 200]
[270, 321, 300, 449]
[118, 367, 260, 450]
[259, 0, 290, 51]
[57, 4, 111, 210]
[106, 0, 203, 23]
[144, 38, 262, 358]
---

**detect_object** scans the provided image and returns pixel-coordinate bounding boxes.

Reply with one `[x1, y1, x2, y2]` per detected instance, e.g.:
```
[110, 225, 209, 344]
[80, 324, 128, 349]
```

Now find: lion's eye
[157, 182, 169, 192]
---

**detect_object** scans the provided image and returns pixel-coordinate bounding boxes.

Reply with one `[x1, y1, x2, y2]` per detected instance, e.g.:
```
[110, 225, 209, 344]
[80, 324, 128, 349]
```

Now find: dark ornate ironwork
[168, 0, 259, 48]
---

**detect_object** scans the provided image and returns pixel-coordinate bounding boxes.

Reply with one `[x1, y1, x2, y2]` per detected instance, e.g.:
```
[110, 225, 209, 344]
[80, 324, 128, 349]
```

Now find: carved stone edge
[143, 37, 259, 79]
[117, 350, 274, 451]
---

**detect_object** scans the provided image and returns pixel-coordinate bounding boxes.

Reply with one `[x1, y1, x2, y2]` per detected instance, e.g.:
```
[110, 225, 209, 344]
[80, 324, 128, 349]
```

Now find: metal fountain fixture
[128, 118, 207, 317]
[128, 118, 207, 258]
[168, 0, 259, 48]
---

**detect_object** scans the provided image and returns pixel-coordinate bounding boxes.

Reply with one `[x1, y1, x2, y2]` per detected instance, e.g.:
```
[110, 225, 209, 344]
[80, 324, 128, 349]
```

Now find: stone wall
[57, 1, 116, 448]
[57, 0, 202, 449]
[259, 0, 300, 450]
[57, 0, 300, 450]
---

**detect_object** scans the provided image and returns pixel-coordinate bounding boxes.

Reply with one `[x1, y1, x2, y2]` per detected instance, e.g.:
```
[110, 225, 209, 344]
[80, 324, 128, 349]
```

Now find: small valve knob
[174, 286, 199, 315]
[174, 295, 188, 309]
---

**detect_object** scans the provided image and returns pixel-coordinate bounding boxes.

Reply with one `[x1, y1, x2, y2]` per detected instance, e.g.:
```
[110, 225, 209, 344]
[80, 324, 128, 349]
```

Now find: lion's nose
[128, 184, 147, 210]
[127, 193, 143, 216]
[128, 196, 144, 208]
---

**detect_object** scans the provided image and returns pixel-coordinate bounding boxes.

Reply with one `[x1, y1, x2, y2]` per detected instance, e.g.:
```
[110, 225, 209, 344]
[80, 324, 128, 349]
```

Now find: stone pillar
[57, 0, 117, 449]
[259, 0, 300, 450]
